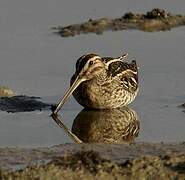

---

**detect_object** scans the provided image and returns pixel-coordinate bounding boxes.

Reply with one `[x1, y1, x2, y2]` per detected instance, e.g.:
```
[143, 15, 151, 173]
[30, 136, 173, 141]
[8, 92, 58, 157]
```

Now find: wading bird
[52, 53, 139, 114]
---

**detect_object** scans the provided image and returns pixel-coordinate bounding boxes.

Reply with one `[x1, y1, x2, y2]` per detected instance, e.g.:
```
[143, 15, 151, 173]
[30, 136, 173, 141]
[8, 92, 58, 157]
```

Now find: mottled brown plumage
[72, 107, 140, 143]
[53, 53, 139, 114]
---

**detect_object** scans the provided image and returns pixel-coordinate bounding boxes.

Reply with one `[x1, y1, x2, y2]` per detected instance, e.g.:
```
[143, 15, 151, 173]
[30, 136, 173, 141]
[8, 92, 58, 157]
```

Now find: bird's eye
[89, 61, 94, 66]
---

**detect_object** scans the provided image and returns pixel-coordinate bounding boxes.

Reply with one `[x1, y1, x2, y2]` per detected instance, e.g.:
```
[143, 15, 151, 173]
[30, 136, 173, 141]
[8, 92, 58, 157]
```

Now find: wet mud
[0, 143, 185, 179]
[0, 95, 51, 113]
[52, 8, 185, 37]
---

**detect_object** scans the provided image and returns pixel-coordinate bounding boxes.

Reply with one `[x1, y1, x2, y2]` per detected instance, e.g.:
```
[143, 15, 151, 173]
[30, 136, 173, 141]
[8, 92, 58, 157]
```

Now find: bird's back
[102, 57, 139, 93]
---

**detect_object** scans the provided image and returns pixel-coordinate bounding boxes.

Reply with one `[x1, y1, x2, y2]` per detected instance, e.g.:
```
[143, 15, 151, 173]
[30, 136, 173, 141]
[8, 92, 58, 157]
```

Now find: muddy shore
[0, 143, 185, 179]
[52, 8, 185, 37]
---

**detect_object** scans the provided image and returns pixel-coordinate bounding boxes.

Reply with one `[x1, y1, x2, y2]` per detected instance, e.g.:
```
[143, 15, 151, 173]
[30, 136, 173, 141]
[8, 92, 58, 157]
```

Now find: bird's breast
[72, 78, 138, 109]
[72, 79, 112, 109]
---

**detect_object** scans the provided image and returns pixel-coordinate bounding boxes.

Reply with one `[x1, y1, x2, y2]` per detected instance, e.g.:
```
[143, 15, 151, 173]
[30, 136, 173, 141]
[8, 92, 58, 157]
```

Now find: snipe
[52, 53, 139, 114]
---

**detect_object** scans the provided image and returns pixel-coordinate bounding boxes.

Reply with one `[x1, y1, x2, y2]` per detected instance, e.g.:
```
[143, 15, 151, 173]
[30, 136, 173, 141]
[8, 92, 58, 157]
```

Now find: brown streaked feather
[103, 58, 138, 93]
[105, 59, 137, 77]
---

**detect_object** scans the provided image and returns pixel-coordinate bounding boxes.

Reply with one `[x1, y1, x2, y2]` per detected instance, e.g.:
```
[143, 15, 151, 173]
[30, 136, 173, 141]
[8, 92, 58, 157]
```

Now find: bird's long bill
[53, 75, 85, 114]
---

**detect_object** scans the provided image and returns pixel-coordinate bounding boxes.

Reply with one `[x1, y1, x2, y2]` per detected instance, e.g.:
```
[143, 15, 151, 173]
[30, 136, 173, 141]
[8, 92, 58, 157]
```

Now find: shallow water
[0, 0, 185, 147]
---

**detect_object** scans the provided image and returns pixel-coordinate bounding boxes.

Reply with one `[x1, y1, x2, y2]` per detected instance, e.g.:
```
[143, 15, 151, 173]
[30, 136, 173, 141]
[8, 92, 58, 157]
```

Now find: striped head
[75, 53, 105, 80]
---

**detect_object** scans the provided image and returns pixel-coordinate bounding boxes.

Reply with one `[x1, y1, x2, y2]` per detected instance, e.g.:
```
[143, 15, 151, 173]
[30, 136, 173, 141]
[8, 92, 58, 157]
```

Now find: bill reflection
[52, 107, 140, 144]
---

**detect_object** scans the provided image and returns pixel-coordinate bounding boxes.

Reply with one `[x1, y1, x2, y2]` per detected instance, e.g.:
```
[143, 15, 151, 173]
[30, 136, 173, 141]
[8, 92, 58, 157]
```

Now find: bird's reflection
[51, 106, 140, 144]
[72, 107, 139, 143]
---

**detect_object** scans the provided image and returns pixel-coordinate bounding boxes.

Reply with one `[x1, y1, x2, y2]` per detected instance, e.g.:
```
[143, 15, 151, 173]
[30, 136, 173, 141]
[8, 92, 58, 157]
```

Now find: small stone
[0, 86, 15, 97]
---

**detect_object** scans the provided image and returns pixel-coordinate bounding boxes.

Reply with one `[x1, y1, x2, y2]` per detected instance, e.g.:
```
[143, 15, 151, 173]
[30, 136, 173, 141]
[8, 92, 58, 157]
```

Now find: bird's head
[52, 53, 105, 114]
[75, 53, 105, 81]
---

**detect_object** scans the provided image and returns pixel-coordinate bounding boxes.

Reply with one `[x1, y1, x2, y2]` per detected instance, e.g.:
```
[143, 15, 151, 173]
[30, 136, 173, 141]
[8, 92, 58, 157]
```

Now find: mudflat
[0, 143, 185, 179]
[52, 9, 185, 37]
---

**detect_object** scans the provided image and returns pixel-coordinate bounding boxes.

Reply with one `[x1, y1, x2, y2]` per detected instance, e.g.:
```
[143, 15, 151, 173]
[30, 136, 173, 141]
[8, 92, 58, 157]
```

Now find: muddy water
[0, 0, 185, 147]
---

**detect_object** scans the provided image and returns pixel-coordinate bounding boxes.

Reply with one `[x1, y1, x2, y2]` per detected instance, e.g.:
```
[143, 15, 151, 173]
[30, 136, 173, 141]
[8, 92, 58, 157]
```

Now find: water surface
[0, 0, 185, 147]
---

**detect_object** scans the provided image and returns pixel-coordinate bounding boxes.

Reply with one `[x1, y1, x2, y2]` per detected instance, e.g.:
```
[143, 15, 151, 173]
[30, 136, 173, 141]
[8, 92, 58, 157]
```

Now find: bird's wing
[104, 59, 139, 92]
